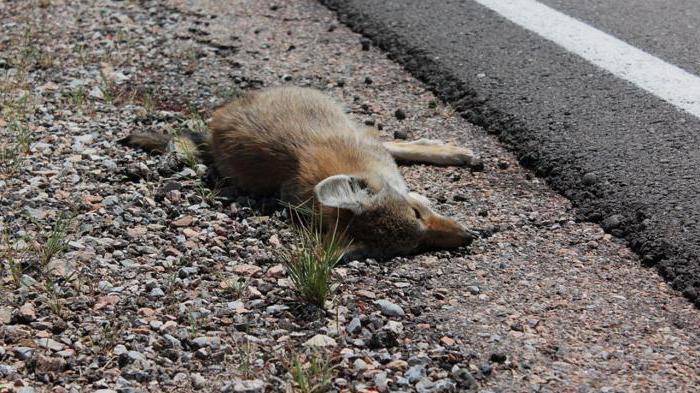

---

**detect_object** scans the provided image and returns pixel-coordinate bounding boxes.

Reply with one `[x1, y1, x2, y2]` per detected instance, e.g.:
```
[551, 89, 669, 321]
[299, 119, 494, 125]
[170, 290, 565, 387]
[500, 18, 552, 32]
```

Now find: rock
[89, 86, 104, 99]
[386, 359, 408, 371]
[374, 299, 404, 317]
[480, 363, 492, 376]
[353, 358, 368, 371]
[191, 373, 206, 389]
[35, 338, 65, 351]
[383, 320, 404, 335]
[356, 289, 376, 299]
[265, 264, 285, 277]
[360, 37, 371, 51]
[0, 364, 17, 378]
[192, 336, 221, 350]
[394, 109, 407, 121]
[14, 347, 34, 361]
[346, 317, 362, 335]
[440, 336, 455, 346]
[490, 352, 507, 363]
[405, 365, 426, 384]
[0, 307, 12, 324]
[234, 264, 261, 277]
[468, 286, 480, 295]
[225, 379, 265, 393]
[149, 287, 165, 298]
[408, 355, 431, 366]
[374, 371, 388, 392]
[393, 130, 408, 140]
[369, 331, 399, 349]
[452, 368, 477, 389]
[173, 215, 194, 227]
[582, 172, 597, 185]
[601, 214, 623, 230]
[265, 304, 289, 314]
[303, 334, 337, 349]
[430, 378, 457, 393]
[18, 303, 36, 322]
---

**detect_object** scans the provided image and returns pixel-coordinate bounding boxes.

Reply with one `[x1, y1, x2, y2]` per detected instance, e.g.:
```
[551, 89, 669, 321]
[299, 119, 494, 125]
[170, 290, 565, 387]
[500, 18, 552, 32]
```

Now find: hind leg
[383, 139, 483, 168]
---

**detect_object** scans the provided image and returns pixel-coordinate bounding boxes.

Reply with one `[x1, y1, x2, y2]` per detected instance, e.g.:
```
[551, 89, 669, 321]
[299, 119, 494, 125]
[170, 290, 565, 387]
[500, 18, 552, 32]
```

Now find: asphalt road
[320, 0, 700, 306]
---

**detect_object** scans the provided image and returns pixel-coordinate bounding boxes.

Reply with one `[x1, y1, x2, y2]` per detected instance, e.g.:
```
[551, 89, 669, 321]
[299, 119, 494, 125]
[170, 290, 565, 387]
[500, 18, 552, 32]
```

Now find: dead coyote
[122, 86, 481, 258]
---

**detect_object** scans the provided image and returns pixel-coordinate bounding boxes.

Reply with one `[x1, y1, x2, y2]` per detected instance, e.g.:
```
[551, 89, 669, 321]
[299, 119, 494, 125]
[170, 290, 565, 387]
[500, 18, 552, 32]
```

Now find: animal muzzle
[423, 217, 477, 249]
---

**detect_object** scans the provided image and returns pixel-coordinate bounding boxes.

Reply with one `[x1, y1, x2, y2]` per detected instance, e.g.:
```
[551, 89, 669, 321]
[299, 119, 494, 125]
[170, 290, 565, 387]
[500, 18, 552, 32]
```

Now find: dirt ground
[0, 0, 698, 392]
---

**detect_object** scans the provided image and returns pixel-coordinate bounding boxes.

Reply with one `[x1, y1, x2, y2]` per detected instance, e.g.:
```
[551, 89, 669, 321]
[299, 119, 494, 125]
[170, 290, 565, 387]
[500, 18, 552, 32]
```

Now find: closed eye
[412, 208, 422, 220]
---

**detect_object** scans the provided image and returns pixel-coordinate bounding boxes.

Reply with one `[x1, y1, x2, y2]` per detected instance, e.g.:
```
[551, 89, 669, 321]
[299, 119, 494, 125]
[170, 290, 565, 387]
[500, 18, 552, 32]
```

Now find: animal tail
[119, 130, 212, 164]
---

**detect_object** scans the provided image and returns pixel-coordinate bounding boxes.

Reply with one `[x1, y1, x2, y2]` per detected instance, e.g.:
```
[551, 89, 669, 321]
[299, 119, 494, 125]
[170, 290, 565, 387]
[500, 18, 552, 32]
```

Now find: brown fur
[124, 86, 478, 258]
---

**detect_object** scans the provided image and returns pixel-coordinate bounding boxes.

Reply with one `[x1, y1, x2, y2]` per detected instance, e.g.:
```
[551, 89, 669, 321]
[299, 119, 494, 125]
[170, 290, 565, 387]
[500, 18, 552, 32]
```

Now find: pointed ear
[314, 175, 373, 214]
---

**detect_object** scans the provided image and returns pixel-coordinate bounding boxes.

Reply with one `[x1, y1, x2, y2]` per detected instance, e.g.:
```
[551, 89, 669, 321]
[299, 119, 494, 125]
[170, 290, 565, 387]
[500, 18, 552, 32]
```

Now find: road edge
[319, 0, 699, 307]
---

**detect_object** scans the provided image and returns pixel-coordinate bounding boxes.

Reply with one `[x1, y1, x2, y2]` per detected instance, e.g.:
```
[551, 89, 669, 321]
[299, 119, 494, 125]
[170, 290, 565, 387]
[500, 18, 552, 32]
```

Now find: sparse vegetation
[280, 207, 350, 308]
[38, 214, 74, 270]
[0, 230, 24, 287]
[289, 351, 334, 393]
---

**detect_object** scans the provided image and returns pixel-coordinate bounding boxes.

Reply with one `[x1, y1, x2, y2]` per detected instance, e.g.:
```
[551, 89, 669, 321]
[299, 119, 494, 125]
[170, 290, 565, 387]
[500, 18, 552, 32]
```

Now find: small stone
[364, 76, 373, 85]
[35, 338, 65, 352]
[0, 307, 12, 324]
[234, 264, 262, 277]
[405, 365, 426, 383]
[582, 172, 597, 185]
[265, 264, 285, 278]
[18, 302, 36, 322]
[394, 109, 407, 121]
[480, 363, 492, 376]
[375, 299, 405, 317]
[374, 371, 389, 392]
[191, 373, 206, 389]
[490, 352, 507, 363]
[360, 37, 371, 51]
[386, 359, 408, 371]
[452, 368, 477, 389]
[601, 214, 623, 230]
[497, 161, 509, 169]
[383, 320, 404, 335]
[353, 358, 368, 371]
[0, 364, 17, 378]
[468, 286, 480, 295]
[431, 379, 457, 392]
[303, 334, 337, 348]
[393, 130, 408, 140]
[149, 287, 165, 298]
[369, 331, 399, 349]
[14, 347, 34, 360]
[356, 289, 376, 299]
[192, 336, 221, 349]
[173, 215, 194, 227]
[346, 317, 362, 335]
[228, 379, 265, 393]
[440, 336, 455, 346]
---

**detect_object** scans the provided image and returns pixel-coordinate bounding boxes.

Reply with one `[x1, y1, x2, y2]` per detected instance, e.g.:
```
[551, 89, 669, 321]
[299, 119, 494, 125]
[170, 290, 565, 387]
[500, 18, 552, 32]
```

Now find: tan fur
[126, 86, 478, 258]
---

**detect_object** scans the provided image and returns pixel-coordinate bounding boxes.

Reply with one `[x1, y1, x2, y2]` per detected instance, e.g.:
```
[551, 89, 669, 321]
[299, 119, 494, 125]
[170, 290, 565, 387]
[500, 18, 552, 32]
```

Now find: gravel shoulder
[0, 0, 698, 392]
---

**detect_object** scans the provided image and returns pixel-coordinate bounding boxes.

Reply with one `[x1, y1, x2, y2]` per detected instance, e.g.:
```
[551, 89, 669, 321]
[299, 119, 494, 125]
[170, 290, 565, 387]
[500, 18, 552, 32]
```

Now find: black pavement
[321, 0, 700, 306]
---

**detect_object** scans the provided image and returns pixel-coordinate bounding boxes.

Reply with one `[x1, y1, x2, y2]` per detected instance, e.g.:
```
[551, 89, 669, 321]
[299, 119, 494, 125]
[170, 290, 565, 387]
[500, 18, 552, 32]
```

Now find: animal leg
[383, 139, 482, 168]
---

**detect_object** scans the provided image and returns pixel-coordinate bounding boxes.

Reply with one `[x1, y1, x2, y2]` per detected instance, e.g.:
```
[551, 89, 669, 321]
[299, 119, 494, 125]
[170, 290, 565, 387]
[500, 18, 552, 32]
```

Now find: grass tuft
[279, 206, 350, 308]
[289, 351, 334, 393]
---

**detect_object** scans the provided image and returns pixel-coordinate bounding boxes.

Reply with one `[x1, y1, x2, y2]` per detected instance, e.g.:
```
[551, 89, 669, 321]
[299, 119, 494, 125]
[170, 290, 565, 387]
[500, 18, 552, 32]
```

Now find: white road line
[473, 0, 700, 119]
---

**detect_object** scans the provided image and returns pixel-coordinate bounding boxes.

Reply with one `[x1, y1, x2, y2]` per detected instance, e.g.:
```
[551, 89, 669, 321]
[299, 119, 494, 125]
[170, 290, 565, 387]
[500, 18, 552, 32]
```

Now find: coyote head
[314, 174, 475, 259]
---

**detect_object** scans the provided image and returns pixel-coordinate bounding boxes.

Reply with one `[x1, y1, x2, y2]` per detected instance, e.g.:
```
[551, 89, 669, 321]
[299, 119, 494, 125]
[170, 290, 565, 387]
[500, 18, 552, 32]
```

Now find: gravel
[0, 0, 697, 392]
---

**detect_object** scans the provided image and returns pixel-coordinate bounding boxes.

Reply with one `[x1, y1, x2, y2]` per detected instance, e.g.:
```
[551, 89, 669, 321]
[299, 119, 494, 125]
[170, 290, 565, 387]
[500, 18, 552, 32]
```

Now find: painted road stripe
[473, 0, 700, 119]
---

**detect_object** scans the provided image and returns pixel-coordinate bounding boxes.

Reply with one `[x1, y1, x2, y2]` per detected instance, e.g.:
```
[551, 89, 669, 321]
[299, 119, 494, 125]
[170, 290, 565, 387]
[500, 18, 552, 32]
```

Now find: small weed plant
[280, 206, 350, 308]
[289, 351, 334, 393]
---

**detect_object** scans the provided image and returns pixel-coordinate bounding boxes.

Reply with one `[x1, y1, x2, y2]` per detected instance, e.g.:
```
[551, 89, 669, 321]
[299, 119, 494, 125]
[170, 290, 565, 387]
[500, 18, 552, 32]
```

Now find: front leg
[383, 139, 483, 168]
